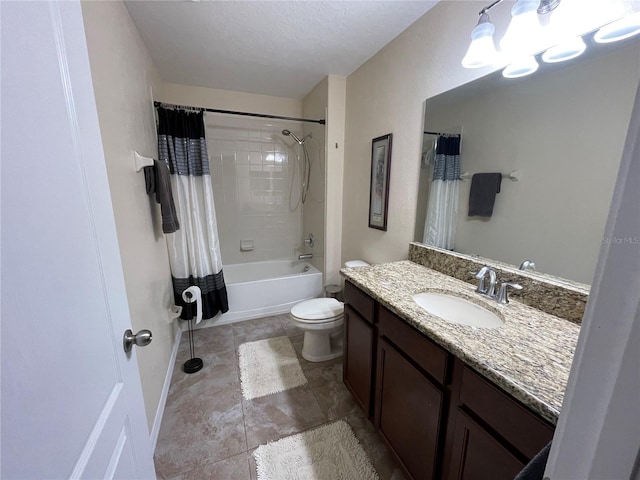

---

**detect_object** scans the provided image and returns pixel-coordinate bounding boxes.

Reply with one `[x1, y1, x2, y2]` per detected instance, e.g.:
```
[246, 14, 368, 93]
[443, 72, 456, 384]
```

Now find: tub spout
[298, 253, 313, 260]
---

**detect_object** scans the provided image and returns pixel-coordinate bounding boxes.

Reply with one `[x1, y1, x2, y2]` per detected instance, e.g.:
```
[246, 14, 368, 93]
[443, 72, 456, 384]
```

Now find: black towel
[144, 160, 180, 234]
[468, 173, 502, 217]
[514, 442, 551, 480]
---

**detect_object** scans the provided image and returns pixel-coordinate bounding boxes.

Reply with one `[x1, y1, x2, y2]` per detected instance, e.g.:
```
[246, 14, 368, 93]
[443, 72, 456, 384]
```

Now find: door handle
[123, 329, 152, 353]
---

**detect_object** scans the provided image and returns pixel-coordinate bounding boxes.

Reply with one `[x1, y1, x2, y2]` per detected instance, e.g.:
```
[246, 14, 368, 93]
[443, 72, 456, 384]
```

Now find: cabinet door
[343, 304, 374, 416]
[376, 338, 443, 480]
[447, 409, 525, 480]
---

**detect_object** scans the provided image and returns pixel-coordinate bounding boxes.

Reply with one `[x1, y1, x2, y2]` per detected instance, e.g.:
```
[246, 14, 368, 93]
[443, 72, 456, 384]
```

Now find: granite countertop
[341, 260, 581, 425]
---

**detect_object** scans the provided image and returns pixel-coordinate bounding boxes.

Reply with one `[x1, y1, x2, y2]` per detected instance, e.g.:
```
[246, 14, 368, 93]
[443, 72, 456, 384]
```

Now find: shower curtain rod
[424, 130, 461, 137]
[153, 101, 326, 125]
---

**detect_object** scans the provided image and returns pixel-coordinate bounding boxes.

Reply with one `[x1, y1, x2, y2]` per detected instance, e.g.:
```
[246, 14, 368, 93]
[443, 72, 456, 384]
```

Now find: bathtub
[209, 260, 323, 325]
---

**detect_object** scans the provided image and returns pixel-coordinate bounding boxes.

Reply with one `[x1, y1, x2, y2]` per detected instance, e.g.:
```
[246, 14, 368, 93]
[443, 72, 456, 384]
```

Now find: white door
[1, 1, 156, 478]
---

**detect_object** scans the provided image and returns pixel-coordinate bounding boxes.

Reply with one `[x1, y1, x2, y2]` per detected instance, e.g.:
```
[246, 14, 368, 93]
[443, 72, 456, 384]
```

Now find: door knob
[123, 329, 152, 353]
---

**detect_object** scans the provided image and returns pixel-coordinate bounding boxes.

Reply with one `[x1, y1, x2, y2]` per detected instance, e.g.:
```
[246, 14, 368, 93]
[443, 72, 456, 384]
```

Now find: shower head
[282, 129, 312, 145]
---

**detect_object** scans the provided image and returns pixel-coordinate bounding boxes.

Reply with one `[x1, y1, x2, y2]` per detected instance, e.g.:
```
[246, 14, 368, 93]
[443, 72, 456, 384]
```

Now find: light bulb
[500, 0, 544, 58]
[595, 11, 640, 43]
[462, 13, 498, 69]
[542, 36, 586, 63]
[503, 56, 539, 78]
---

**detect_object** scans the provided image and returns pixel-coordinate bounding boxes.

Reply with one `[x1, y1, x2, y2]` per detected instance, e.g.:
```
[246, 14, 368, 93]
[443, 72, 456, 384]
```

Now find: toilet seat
[290, 298, 344, 324]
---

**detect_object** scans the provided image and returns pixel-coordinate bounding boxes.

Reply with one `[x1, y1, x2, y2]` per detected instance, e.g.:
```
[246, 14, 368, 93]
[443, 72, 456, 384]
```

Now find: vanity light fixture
[461, 12, 499, 68]
[502, 55, 539, 78]
[541, 36, 586, 63]
[594, 10, 640, 43]
[500, 0, 545, 58]
[462, 0, 640, 78]
[537, 0, 561, 14]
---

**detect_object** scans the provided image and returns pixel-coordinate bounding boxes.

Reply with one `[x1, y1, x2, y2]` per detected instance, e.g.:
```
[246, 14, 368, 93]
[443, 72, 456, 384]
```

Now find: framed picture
[368, 133, 392, 231]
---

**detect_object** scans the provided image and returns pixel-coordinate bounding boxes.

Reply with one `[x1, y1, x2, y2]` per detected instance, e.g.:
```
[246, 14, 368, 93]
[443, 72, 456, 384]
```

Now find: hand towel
[514, 442, 551, 480]
[468, 173, 502, 217]
[144, 160, 180, 234]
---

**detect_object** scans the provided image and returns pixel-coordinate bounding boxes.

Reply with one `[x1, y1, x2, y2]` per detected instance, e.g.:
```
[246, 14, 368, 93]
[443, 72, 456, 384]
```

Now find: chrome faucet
[474, 266, 497, 297]
[497, 282, 523, 304]
[298, 253, 313, 260]
[519, 260, 536, 271]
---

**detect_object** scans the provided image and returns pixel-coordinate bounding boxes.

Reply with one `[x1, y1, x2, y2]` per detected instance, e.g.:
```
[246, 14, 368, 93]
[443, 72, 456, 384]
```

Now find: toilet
[290, 260, 369, 362]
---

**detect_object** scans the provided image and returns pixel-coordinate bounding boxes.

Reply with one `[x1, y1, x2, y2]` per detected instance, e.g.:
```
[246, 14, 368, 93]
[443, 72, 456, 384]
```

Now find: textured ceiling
[124, 1, 438, 99]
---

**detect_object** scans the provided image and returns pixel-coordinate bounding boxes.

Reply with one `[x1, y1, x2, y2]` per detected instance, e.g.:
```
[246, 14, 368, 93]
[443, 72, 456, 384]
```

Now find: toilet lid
[291, 298, 344, 321]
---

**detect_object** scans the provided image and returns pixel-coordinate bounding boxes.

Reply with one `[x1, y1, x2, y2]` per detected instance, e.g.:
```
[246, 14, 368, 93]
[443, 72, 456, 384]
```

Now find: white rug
[238, 336, 307, 400]
[254, 420, 379, 480]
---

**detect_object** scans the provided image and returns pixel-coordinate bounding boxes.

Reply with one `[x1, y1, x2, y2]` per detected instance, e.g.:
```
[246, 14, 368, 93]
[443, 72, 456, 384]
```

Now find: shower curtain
[423, 135, 461, 250]
[157, 107, 229, 320]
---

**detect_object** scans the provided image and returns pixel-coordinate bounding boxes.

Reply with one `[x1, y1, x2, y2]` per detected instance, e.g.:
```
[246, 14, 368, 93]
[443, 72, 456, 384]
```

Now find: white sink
[413, 292, 504, 329]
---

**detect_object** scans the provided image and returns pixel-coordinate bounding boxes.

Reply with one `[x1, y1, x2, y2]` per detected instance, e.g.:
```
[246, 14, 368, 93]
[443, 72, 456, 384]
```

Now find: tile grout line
[233, 324, 253, 476]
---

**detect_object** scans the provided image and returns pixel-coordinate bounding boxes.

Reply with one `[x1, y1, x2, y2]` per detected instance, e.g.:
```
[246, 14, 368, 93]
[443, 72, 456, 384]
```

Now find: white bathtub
[209, 260, 323, 325]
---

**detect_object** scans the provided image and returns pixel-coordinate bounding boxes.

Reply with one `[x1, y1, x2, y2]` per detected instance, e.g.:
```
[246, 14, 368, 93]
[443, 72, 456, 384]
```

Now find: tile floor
[154, 313, 406, 480]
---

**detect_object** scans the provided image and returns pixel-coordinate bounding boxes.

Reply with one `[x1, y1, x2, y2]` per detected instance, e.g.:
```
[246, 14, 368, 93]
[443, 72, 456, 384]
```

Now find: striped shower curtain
[423, 135, 461, 250]
[157, 107, 229, 320]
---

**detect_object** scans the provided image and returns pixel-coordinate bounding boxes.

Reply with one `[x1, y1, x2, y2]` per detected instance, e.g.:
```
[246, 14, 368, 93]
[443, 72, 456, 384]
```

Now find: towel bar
[460, 170, 521, 181]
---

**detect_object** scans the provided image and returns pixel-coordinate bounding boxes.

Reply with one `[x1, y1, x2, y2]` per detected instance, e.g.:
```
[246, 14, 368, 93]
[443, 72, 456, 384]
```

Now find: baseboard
[150, 326, 182, 452]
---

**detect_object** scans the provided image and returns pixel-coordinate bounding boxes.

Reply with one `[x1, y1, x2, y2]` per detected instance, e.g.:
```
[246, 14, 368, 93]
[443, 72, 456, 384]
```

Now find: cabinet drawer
[378, 306, 449, 385]
[460, 366, 553, 459]
[344, 281, 375, 324]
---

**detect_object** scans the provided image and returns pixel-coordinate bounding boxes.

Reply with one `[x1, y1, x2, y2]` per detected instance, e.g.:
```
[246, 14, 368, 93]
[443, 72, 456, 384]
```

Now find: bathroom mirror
[414, 37, 640, 285]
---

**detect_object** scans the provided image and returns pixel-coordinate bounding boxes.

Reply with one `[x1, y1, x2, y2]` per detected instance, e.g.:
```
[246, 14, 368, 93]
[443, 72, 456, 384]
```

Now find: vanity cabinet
[445, 409, 525, 480]
[375, 305, 449, 480]
[443, 365, 553, 480]
[343, 281, 376, 417]
[342, 282, 555, 480]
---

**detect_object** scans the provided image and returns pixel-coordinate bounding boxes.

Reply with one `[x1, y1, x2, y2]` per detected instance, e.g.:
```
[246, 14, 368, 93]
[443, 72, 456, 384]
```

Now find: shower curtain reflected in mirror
[423, 135, 461, 250]
[156, 107, 229, 319]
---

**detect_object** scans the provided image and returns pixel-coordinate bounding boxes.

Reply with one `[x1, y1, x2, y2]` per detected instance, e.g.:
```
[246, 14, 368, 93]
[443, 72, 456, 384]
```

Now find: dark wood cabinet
[342, 282, 555, 480]
[375, 337, 444, 480]
[343, 304, 374, 416]
[445, 409, 525, 480]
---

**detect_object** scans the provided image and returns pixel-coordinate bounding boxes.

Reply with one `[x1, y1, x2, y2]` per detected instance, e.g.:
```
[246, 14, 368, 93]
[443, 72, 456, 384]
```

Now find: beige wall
[421, 42, 640, 283]
[325, 75, 347, 285]
[82, 1, 177, 432]
[342, 1, 512, 265]
[158, 82, 302, 118]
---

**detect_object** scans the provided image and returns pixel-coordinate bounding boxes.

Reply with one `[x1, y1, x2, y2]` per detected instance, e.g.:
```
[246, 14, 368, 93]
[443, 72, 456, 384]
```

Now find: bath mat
[253, 420, 379, 480]
[239, 336, 307, 400]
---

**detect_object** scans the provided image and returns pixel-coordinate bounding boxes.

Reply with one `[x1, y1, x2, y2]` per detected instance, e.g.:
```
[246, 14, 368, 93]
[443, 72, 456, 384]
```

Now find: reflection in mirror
[415, 37, 640, 284]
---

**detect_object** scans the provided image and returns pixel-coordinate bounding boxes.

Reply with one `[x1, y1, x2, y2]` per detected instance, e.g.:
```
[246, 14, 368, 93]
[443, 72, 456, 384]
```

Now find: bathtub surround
[157, 107, 229, 320]
[253, 421, 379, 480]
[205, 115, 304, 265]
[238, 336, 307, 400]
[408, 242, 589, 323]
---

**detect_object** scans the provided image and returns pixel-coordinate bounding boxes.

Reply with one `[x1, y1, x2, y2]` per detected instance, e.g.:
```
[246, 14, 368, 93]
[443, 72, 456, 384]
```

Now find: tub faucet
[474, 266, 497, 297]
[304, 233, 314, 248]
[298, 253, 313, 260]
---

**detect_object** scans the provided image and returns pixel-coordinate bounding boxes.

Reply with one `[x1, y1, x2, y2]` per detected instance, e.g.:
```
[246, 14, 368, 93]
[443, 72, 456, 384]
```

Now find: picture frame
[368, 133, 393, 231]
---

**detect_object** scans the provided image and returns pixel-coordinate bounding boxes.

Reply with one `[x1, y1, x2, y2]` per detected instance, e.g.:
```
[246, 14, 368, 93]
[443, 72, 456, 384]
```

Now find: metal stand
[183, 298, 203, 374]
